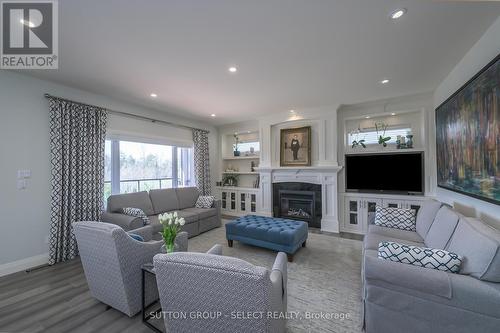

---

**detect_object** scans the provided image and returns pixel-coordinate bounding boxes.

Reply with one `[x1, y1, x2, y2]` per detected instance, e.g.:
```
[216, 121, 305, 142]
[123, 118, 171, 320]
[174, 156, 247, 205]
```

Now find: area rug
[188, 219, 363, 332]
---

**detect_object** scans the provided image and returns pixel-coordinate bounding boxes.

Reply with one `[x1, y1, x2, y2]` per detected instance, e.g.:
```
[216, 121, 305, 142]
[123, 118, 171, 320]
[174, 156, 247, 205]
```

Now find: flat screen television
[345, 152, 424, 195]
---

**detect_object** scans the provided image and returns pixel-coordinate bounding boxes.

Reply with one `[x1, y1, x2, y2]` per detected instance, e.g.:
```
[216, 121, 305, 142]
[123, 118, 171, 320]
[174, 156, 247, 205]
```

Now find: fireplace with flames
[273, 183, 322, 228]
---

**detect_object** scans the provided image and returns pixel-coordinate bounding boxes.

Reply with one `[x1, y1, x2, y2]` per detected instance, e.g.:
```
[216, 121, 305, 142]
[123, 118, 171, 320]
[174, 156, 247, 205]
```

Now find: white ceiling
[24, 0, 500, 125]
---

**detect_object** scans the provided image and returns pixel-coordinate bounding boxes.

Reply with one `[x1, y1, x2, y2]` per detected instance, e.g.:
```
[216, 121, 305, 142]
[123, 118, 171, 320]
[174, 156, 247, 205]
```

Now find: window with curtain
[104, 139, 195, 202]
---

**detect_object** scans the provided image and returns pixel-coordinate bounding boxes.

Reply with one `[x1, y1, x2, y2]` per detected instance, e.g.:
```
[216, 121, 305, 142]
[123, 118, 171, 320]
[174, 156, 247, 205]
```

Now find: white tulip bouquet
[158, 211, 186, 253]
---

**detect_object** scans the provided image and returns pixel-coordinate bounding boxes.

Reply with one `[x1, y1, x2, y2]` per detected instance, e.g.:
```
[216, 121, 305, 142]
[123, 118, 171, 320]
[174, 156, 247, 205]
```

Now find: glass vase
[166, 241, 175, 253]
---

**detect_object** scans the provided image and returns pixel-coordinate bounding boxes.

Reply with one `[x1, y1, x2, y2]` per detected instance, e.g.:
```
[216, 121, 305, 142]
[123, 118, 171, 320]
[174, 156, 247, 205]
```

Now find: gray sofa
[362, 200, 500, 333]
[153, 245, 288, 332]
[101, 187, 221, 238]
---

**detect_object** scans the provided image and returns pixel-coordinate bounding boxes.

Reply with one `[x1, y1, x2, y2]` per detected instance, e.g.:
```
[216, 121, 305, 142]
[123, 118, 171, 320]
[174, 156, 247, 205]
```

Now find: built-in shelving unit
[339, 107, 430, 235]
[222, 172, 258, 175]
[216, 129, 261, 216]
[222, 156, 260, 160]
[217, 186, 258, 191]
[344, 148, 425, 155]
[215, 186, 259, 216]
[219, 130, 260, 188]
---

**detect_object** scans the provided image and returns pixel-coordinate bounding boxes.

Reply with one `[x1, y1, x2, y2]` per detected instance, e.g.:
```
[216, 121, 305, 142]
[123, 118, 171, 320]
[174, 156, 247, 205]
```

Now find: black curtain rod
[44, 93, 209, 133]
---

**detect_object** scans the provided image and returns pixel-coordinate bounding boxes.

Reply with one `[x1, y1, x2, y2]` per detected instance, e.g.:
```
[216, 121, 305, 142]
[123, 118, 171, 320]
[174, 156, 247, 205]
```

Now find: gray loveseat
[362, 200, 500, 333]
[101, 187, 221, 238]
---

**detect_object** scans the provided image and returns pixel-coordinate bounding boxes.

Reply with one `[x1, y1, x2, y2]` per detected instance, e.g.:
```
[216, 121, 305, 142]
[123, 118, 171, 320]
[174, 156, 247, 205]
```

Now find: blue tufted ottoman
[225, 215, 308, 262]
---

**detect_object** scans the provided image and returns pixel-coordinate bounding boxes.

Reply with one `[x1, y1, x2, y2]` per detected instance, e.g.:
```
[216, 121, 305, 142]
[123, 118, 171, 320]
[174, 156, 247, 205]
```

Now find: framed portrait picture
[280, 126, 311, 167]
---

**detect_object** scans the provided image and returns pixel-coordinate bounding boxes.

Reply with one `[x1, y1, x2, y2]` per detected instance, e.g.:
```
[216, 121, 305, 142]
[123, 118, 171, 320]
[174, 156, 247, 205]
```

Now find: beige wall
[0, 71, 218, 270]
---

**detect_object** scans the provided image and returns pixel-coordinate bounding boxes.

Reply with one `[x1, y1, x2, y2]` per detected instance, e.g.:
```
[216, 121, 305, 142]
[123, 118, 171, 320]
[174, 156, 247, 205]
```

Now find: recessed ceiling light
[391, 113, 396, 116]
[150, 93, 157, 98]
[365, 116, 371, 119]
[247, 131, 251, 134]
[380, 79, 390, 84]
[210, 114, 216, 117]
[390, 8, 406, 20]
[289, 109, 295, 113]
[20, 19, 35, 28]
[228, 66, 238, 73]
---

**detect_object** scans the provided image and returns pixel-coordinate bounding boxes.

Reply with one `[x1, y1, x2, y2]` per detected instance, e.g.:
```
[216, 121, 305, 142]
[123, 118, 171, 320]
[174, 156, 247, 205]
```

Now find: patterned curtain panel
[192, 129, 212, 195]
[48, 97, 107, 265]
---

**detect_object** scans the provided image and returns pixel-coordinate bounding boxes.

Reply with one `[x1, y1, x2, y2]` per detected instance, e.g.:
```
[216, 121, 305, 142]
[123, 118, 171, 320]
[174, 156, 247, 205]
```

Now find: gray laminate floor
[0, 220, 363, 333]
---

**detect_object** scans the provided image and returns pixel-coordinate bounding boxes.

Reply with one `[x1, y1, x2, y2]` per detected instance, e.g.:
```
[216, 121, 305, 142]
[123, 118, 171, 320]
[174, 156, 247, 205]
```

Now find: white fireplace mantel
[255, 107, 342, 232]
[257, 166, 343, 233]
[255, 166, 342, 172]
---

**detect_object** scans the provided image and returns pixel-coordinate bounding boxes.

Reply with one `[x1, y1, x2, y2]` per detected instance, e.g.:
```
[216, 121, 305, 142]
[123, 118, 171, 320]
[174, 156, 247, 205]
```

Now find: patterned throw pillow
[378, 241, 463, 273]
[122, 207, 150, 225]
[375, 206, 416, 231]
[195, 196, 215, 208]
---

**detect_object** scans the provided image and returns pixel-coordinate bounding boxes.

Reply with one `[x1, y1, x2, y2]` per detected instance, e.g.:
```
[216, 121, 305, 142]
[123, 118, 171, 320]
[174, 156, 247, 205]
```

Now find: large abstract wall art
[436, 54, 500, 205]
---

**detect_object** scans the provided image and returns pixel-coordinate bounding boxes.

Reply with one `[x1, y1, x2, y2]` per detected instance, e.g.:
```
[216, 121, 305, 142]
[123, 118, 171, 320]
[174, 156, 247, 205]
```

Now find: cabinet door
[382, 199, 405, 209]
[344, 198, 362, 232]
[363, 198, 382, 230]
[230, 191, 237, 212]
[249, 193, 257, 213]
[404, 200, 423, 215]
[239, 192, 247, 213]
[221, 191, 228, 210]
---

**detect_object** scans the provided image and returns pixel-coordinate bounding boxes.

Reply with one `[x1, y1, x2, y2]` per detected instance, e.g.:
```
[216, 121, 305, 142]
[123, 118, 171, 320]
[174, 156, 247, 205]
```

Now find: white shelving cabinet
[216, 187, 259, 216]
[218, 129, 260, 215]
[343, 197, 382, 234]
[341, 193, 427, 234]
[222, 156, 260, 161]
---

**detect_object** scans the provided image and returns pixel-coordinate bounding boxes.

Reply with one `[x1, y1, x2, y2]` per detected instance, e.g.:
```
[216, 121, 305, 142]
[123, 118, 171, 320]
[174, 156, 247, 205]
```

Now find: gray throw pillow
[122, 207, 150, 225]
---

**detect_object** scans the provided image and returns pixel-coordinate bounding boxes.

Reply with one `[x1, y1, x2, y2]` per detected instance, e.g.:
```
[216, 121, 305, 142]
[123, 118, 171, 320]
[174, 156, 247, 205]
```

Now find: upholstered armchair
[73, 221, 187, 317]
[153, 245, 288, 333]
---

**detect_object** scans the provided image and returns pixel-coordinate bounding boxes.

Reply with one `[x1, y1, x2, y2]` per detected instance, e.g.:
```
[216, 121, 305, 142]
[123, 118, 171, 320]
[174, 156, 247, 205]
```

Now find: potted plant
[375, 122, 391, 147]
[158, 211, 185, 253]
[222, 173, 239, 187]
[350, 128, 366, 149]
[233, 134, 240, 156]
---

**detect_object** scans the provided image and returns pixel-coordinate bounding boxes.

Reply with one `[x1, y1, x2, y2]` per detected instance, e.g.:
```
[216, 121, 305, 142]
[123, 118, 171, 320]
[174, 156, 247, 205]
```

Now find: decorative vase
[166, 241, 175, 253]
[233, 150, 240, 157]
[406, 135, 414, 148]
[161, 240, 176, 253]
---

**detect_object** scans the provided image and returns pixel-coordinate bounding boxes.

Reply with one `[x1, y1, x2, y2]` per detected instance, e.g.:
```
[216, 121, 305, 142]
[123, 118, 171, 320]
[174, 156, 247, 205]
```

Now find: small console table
[141, 263, 162, 333]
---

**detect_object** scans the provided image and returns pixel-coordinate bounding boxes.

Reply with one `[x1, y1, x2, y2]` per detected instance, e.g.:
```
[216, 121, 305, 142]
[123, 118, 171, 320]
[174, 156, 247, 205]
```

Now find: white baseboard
[0, 253, 49, 278]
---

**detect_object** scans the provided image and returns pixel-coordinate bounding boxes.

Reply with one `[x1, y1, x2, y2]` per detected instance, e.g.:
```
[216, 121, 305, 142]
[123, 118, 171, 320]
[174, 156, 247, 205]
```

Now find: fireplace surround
[273, 183, 322, 228]
[256, 165, 342, 232]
